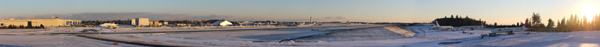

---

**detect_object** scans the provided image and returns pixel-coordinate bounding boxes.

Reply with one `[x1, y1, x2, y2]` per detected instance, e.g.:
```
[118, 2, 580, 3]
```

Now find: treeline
[555, 14, 600, 31]
[1, 24, 45, 29]
[432, 15, 485, 27]
[524, 12, 600, 31]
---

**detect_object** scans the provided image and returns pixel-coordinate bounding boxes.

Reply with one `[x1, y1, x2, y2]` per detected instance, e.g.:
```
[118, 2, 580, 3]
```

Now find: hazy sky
[1, 0, 599, 24]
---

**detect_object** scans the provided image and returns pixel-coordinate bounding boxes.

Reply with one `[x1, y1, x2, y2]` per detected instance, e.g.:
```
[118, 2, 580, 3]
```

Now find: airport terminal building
[130, 18, 149, 26]
[0, 17, 81, 27]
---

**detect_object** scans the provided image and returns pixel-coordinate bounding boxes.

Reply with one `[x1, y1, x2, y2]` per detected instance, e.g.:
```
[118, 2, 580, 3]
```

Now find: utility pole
[310, 16, 312, 23]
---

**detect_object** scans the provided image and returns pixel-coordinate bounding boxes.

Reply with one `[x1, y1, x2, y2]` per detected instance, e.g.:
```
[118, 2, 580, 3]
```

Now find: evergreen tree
[444, 16, 447, 18]
[547, 19, 554, 29]
[494, 22, 497, 28]
[596, 14, 600, 30]
[40, 24, 44, 28]
[432, 15, 484, 27]
[573, 14, 581, 30]
[588, 15, 598, 31]
[568, 14, 575, 30]
[517, 22, 520, 26]
[558, 17, 565, 30]
[557, 21, 561, 29]
[7, 25, 13, 29]
[450, 15, 454, 19]
[531, 13, 542, 28]
[521, 22, 525, 26]
[583, 16, 588, 30]
[455, 15, 459, 19]
[19, 25, 23, 29]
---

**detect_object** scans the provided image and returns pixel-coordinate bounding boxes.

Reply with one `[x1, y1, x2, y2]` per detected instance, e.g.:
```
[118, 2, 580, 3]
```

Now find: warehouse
[0, 17, 81, 27]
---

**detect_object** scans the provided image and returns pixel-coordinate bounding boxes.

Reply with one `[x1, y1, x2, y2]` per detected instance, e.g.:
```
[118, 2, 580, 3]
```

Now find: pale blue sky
[1, 0, 599, 24]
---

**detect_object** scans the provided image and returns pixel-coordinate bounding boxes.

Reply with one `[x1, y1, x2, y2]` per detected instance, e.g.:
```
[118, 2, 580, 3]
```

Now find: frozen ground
[294, 27, 406, 41]
[21, 24, 383, 34]
[5, 24, 598, 47]
[90, 26, 381, 47]
[0, 35, 145, 47]
[401, 31, 600, 47]
[0, 24, 384, 47]
[46, 25, 491, 47]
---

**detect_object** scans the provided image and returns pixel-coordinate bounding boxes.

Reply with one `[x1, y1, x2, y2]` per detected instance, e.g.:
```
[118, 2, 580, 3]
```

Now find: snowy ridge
[384, 26, 415, 37]
[294, 27, 404, 41]
[74, 24, 387, 47]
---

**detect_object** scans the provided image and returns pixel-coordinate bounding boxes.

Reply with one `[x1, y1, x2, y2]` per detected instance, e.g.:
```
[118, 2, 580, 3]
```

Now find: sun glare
[582, 5, 598, 22]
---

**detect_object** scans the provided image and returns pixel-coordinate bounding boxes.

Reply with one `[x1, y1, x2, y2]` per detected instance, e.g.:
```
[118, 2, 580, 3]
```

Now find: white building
[129, 18, 136, 26]
[162, 22, 168, 26]
[129, 18, 149, 26]
[212, 20, 233, 26]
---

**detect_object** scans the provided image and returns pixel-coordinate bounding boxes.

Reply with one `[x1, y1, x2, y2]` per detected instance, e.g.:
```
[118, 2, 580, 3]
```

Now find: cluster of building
[128, 18, 232, 27]
[0, 17, 81, 27]
[0, 17, 389, 28]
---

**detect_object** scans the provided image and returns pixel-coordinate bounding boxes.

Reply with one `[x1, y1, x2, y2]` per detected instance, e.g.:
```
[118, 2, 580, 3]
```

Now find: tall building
[129, 18, 149, 26]
[129, 18, 136, 26]
[0, 17, 81, 27]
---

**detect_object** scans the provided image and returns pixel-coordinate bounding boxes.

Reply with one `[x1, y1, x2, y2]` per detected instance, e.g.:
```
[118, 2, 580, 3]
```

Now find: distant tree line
[521, 12, 600, 32]
[1, 24, 44, 29]
[431, 15, 485, 27]
[553, 14, 600, 31]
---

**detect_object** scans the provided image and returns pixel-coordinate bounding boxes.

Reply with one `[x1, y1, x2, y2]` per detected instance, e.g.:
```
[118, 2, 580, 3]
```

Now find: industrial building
[212, 20, 233, 26]
[149, 21, 168, 26]
[129, 18, 149, 26]
[0, 17, 81, 27]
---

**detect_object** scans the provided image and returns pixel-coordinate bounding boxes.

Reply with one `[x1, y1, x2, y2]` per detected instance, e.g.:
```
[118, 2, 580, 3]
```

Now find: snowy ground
[24, 24, 382, 34]
[88, 26, 383, 47]
[400, 31, 600, 47]
[294, 27, 406, 41]
[0, 35, 145, 47]
[0, 24, 386, 47]
[4, 24, 599, 47]
[19, 25, 489, 47]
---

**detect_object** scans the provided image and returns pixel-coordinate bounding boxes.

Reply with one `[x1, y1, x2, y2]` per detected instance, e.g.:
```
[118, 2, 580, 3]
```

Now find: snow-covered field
[86, 25, 386, 47]
[0, 35, 145, 47]
[405, 31, 600, 47]
[31, 24, 382, 34]
[2, 24, 600, 47]
[0, 24, 388, 47]
[0, 25, 493, 47]
[294, 27, 407, 41]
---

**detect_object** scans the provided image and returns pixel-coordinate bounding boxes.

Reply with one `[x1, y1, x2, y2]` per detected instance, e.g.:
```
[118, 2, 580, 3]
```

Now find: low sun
[582, 5, 597, 22]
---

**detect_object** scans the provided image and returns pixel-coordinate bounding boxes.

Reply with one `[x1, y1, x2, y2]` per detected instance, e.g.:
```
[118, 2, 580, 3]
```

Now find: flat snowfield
[85, 25, 491, 47]
[5, 24, 599, 47]
[397, 26, 600, 47]
[424, 31, 600, 47]
[0, 35, 145, 47]
[90, 25, 388, 47]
